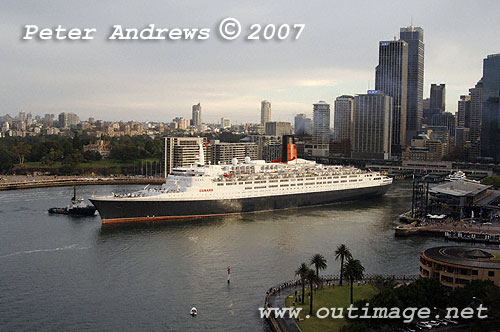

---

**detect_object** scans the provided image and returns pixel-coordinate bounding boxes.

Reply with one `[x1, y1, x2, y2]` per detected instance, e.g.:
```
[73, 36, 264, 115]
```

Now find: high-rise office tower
[469, 80, 483, 159]
[400, 26, 424, 142]
[333, 95, 354, 142]
[375, 40, 408, 152]
[18, 111, 26, 123]
[431, 112, 456, 139]
[294, 114, 312, 135]
[455, 127, 470, 147]
[260, 100, 271, 125]
[480, 54, 500, 161]
[352, 91, 393, 160]
[313, 101, 331, 145]
[457, 95, 472, 128]
[58, 112, 80, 128]
[192, 103, 202, 126]
[430, 84, 446, 112]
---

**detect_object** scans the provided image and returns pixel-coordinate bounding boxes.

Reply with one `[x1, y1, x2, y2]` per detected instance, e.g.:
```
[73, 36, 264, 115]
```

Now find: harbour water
[0, 181, 456, 331]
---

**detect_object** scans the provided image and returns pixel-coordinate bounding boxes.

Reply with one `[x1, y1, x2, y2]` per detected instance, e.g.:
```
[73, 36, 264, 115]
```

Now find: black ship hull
[90, 184, 391, 224]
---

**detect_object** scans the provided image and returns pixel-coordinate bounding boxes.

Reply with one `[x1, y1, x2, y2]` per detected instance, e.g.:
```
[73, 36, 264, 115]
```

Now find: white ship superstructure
[125, 157, 392, 201]
[91, 141, 393, 224]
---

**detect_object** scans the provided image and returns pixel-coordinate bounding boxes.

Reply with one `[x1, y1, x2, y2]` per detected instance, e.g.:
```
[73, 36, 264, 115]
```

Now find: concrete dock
[395, 220, 500, 244]
[0, 175, 165, 191]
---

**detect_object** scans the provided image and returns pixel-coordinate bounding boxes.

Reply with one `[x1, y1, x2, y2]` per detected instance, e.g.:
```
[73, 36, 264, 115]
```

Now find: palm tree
[310, 253, 327, 278]
[343, 258, 365, 304]
[295, 262, 309, 305]
[335, 244, 352, 285]
[305, 268, 320, 316]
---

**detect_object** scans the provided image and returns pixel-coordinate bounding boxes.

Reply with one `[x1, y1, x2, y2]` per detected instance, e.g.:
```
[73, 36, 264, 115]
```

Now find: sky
[1, 0, 500, 125]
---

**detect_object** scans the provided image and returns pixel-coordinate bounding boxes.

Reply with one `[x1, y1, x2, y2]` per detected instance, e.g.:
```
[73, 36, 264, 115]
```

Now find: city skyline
[1, 1, 500, 124]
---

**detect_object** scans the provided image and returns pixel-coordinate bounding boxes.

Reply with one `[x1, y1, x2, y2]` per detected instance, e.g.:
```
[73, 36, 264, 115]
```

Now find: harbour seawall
[0, 176, 165, 191]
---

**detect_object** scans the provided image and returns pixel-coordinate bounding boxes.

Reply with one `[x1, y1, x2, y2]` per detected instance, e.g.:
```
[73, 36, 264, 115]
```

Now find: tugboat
[190, 307, 197, 316]
[48, 187, 97, 216]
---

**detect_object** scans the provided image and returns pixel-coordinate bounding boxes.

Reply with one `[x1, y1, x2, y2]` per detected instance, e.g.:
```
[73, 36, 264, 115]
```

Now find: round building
[420, 246, 500, 289]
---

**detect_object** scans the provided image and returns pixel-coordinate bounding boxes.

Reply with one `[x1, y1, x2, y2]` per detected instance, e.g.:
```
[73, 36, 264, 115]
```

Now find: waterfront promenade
[264, 275, 417, 332]
[0, 175, 165, 191]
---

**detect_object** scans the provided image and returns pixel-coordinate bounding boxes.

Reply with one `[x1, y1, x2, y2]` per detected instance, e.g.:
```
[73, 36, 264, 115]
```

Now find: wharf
[395, 220, 500, 244]
[0, 176, 165, 191]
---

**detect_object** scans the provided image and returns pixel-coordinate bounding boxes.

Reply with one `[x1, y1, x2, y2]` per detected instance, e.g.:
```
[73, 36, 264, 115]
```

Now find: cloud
[1, 0, 500, 121]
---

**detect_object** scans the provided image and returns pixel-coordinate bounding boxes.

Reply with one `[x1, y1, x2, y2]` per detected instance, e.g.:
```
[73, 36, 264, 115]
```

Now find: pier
[395, 220, 500, 244]
[0, 175, 165, 191]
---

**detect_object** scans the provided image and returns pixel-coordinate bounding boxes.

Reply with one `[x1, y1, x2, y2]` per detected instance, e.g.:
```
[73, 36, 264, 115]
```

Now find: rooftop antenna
[411, 16, 414, 28]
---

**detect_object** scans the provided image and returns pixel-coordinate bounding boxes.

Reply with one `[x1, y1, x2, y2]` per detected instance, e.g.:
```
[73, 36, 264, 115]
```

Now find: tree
[305, 268, 321, 316]
[335, 244, 352, 285]
[295, 262, 309, 305]
[12, 142, 31, 165]
[83, 150, 102, 161]
[343, 258, 365, 304]
[481, 176, 500, 189]
[0, 146, 15, 173]
[310, 253, 327, 278]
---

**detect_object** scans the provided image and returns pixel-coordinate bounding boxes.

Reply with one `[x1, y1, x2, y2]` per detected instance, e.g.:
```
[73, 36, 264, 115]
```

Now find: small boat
[48, 187, 97, 216]
[190, 307, 197, 316]
[444, 171, 479, 183]
[445, 170, 467, 181]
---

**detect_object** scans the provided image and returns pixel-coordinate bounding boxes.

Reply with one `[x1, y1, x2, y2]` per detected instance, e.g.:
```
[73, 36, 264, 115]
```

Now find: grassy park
[284, 283, 378, 332]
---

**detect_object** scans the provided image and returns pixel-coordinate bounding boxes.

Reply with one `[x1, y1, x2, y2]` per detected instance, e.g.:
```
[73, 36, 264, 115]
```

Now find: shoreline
[0, 175, 165, 191]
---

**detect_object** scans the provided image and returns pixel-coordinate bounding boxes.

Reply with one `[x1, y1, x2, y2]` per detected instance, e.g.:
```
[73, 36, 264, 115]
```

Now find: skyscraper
[313, 101, 330, 143]
[430, 84, 446, 112]
[469, 80, 483, 160]
[375, 40, 408, 153]
[457, 95, 471, 128]
[311, 101, 330, 157]
[352, 91, 393, 160]
[333, 95, 354, 142]
[400, 26, 424, 142]
[294, 114, 312, 135]
[18, 111, 26, 123]
[58, 112, 80, 128]
[192, 103, 202, 126]
[260, 100, 271, 125]
[431, 112, 455, 138]
[480, 54, 500, 161]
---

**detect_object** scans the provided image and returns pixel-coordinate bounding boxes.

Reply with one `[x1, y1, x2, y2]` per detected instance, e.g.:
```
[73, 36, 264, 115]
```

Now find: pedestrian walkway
[267, 286, 302, 332]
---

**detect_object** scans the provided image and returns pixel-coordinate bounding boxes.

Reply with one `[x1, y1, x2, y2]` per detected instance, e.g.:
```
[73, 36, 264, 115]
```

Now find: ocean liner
[90, 137, 392, 224]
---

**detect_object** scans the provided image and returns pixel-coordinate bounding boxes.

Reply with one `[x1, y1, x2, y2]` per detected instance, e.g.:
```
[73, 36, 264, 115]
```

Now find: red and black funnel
[272, 135, 297, 163]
